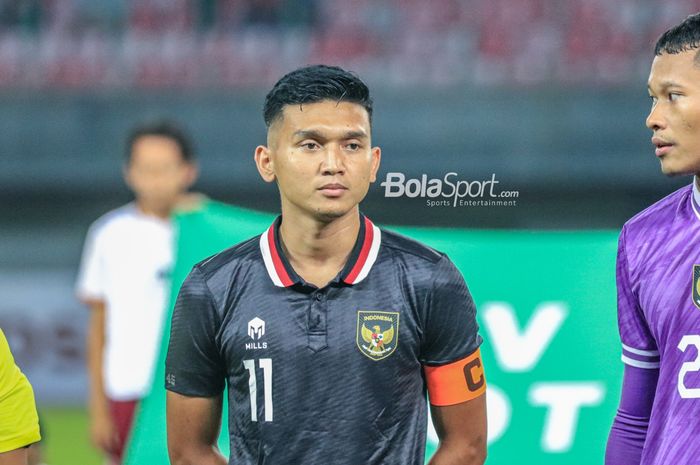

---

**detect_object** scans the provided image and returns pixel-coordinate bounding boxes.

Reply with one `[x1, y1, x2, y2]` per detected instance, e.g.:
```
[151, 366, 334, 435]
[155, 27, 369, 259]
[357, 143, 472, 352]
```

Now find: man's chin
[660, 160, 696, 177]
[313, 206, 356, 223]
[315, 210, 349, 222]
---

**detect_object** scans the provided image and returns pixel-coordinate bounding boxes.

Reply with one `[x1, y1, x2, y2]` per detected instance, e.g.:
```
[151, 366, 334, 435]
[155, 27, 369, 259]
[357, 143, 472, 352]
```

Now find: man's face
[125, 135, 196, 210]
[256, 100, 381, 221]
[646, 49, 700, 176]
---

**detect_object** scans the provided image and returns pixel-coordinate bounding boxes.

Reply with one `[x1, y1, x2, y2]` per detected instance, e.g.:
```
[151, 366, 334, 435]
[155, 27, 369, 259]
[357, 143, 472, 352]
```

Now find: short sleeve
[165, 267, 226, 397]
[0, 330, 41, 453]
[420, 256, 485, 405]
[616, 228, 659, 369]
[420, 255, 482, 364]
[75, 224, 105, 302]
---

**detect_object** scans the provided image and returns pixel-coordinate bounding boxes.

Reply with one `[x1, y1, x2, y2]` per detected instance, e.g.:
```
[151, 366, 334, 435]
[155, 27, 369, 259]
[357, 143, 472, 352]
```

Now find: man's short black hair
[125, 120, 195, 163]
[655, 12, 700, 60]
[263, 65, 373, 128]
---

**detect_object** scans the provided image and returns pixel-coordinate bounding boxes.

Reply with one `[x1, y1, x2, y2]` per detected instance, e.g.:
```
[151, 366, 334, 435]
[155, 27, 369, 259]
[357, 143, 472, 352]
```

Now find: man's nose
[646, 103, 666, 131]
[321, 145, 344, 174]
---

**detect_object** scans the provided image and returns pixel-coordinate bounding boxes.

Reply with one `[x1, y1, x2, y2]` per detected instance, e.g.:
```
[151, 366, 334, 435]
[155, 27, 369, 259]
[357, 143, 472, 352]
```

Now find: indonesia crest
[693, 265, 700, 309]
[356, 311, 399, 361]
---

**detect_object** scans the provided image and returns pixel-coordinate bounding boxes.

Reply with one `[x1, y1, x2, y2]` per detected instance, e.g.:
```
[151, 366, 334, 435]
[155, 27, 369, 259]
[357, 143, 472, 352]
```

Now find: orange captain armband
[424, 348, 486, 406]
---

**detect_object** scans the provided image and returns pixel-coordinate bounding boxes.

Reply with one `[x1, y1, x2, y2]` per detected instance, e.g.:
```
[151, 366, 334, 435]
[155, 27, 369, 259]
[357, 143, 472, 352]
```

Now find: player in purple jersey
[605, 13, 700, 465]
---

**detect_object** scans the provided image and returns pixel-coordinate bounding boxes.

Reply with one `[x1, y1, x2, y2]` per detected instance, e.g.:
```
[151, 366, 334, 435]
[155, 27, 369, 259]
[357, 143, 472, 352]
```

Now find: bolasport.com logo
[380, 172, 519, 208]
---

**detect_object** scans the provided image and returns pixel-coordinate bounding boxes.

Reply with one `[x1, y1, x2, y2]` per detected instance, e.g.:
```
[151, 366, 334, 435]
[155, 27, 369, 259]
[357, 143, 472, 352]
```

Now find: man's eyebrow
[649, 80, 684, 91]
[342, 130, 368, 139]
[292, 129, 368, 140]
[293, 129, 325, 140]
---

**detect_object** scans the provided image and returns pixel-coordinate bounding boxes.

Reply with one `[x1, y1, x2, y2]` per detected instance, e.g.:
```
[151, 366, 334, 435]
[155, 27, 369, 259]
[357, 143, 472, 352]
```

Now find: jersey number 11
[243, 358, 273, 421]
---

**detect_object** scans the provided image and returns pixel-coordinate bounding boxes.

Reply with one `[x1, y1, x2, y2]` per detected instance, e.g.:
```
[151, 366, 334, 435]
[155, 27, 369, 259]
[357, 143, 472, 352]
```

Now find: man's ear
[184, 161, 199, 188]
[122, 163, 134, 189]
[369, 146, 381, 183]
[254, 145, 276, 183]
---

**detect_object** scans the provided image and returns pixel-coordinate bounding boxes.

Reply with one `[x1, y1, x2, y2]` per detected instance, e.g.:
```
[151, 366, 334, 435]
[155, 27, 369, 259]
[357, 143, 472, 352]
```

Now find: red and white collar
[259, 214, 382, 287]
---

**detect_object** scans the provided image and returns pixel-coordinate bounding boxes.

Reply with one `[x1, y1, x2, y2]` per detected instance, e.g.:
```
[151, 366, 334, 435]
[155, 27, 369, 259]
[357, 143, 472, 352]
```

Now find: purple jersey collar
[693, 177, 700, 221]
[259, 213, 382, 288]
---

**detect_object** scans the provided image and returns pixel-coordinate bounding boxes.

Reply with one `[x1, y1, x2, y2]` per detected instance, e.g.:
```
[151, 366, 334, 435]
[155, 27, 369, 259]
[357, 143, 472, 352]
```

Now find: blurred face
[125, 135, 196, 211]
[255, 100, 381, 222]
[646, 49, 700, 176]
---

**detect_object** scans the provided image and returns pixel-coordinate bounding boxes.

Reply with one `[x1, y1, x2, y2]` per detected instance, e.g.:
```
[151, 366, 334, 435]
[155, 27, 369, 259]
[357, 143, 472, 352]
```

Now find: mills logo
[246, 317, 268, 350]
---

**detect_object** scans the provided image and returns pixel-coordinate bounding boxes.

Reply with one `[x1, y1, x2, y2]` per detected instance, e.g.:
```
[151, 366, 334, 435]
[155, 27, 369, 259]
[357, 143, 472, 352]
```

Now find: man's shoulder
[87, 203, 139, 235]
[623, 184, 692, 234]
[194, 235, 261, 281]
[379, 227, 445, 266]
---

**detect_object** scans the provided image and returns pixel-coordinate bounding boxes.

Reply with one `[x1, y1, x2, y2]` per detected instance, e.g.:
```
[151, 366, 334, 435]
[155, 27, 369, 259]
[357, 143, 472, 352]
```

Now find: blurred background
[1, 0, 699, 463]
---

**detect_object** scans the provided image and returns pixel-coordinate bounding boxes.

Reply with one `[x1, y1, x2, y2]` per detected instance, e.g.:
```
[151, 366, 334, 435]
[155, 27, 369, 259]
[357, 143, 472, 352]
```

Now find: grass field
[40, 408, 102, 465]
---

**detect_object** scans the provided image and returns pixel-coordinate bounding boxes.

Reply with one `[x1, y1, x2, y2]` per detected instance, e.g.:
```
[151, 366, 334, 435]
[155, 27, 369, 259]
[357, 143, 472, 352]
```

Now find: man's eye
[346, 143, 360, 151]
[302, 142, 319, 150]
[669, 93, 680, 101]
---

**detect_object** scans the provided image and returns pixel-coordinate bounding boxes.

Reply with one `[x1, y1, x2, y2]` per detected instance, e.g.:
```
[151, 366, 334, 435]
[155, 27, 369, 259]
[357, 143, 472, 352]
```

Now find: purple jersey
[617, 181, 700, 465]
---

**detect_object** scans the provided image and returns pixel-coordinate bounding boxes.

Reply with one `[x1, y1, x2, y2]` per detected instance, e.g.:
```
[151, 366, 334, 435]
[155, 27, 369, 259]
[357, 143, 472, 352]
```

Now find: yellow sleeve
[0, 329, 41, 453]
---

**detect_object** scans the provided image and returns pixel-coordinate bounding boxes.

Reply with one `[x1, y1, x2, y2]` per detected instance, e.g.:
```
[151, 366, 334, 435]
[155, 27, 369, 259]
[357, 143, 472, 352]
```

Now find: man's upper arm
[165, 267, 228, 465]
[0, 448, 29, 465]
[418, 255, 487, 464]
[605, 228, 658, 465]
[166, 391, 223, 455]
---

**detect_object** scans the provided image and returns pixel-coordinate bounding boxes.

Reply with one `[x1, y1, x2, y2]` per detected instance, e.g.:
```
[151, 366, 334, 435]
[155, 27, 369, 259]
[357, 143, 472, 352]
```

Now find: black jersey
[166, 213, 483, 464]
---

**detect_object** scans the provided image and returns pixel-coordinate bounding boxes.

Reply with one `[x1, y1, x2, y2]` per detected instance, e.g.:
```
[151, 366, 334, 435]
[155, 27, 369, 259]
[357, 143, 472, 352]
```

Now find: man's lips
[652, 137, 674, 157]
[318, 183, 348, 197]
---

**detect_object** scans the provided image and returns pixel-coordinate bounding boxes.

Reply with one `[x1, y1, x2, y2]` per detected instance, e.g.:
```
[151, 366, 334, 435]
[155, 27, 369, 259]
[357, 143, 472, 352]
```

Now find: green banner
[126, 201, 621, 465]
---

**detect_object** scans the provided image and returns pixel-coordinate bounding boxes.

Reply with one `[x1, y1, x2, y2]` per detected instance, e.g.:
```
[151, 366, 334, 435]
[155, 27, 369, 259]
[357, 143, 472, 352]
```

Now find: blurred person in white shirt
[76, 120, 199, 464]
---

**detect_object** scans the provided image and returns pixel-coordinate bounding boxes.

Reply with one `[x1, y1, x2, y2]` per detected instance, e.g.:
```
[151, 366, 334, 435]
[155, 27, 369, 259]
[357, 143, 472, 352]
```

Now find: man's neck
[135, 201, 173, 220]
[279, 208, 360, 287]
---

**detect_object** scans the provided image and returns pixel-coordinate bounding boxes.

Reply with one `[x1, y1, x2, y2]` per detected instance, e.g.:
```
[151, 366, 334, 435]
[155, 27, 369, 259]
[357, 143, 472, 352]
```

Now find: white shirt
[76, 203, 173, 400]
